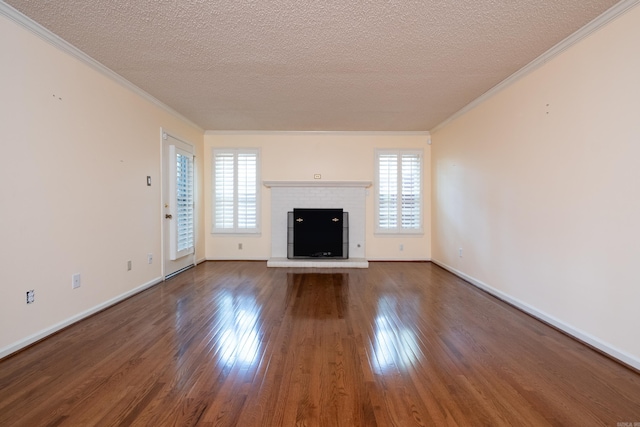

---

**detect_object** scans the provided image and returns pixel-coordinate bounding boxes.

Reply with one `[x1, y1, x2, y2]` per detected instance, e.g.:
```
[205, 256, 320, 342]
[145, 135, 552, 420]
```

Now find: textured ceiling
[5, 0, 621, 131]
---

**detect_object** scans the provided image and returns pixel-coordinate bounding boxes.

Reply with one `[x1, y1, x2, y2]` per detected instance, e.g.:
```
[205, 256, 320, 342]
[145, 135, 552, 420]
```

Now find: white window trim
[211, 148, 261, 235]
[375, 149, 424, 235]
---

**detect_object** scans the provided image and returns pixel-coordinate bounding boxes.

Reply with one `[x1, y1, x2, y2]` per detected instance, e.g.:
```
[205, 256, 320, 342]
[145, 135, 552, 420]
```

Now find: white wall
[431, 5, 640, 368]
[204, 132, 431, 261]
[0, 12, 204, 356]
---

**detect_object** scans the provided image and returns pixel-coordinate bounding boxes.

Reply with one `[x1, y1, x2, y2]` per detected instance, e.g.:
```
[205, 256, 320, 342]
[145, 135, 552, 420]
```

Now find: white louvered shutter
[378, 153, 398, 229]
[401, 153, 421, 230]
[237, 152, 257, 230]
[214, 152, 235, 230]
[170, 145, 195, 260]
[213, 149, 260, 234]
[376, 150, 423, 234]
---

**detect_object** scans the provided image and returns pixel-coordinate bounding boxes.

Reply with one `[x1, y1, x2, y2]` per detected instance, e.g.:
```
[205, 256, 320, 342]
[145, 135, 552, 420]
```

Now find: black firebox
[287, 209, 349, 259]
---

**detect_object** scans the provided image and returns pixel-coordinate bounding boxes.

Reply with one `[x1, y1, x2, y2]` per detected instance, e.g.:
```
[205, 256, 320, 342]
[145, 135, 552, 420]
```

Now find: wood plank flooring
[1, 261, 639, 426]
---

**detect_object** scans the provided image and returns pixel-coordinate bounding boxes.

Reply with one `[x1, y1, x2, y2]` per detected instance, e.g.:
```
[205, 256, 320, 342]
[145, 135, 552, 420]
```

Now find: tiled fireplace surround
[264, 181, 371, 267]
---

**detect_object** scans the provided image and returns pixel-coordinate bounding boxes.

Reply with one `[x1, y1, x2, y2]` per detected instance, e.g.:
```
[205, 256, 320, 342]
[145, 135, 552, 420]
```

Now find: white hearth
[264, 181, 371, 268]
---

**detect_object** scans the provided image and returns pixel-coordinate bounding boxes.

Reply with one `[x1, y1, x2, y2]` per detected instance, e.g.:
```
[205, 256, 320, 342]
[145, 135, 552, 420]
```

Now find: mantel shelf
[263, 180, 372, 188]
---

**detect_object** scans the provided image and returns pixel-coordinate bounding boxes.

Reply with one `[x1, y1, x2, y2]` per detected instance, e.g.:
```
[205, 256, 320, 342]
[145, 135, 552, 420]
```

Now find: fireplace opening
[287, 208, 349, 259]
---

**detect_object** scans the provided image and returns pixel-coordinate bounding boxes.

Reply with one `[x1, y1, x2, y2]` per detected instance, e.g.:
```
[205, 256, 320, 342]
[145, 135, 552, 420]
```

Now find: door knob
[165, 214, 173, 219]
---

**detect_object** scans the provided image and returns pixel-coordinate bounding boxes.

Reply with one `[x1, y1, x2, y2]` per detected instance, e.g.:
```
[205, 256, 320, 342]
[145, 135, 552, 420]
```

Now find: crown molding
[431, 0, 640, 133]
[205, 130, 430, 136]
[0, 2, 203, 132]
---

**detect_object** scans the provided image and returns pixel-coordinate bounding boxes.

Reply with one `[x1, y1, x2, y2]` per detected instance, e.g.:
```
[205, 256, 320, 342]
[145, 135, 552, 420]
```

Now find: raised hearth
[267, 257, 369, 268]
[264, 181, 370, 268]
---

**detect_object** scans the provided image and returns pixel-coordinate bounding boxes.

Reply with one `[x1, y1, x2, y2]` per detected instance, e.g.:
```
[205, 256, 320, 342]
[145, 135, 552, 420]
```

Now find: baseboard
[203, 258, 431, 263]
[0, 276, 163, 360]
[431, 259, 640, 372]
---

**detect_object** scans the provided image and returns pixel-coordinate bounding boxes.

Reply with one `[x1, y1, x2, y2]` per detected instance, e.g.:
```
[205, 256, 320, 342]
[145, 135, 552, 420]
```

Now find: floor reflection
[213, 290, 262, 367]
[370, 295, 421, 373]
[286, 273, 349, 318]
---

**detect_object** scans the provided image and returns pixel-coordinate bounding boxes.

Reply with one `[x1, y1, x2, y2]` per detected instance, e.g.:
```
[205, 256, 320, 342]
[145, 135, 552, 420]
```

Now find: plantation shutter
[214, 152, 235, 230]
[212, 149, 260, 234]
[378, 153, 398, 229]
[376, 150, 423, 234]
[401, 153, 421, 229]
[237, 152, 258, 229]
[169, 145, 195, 260]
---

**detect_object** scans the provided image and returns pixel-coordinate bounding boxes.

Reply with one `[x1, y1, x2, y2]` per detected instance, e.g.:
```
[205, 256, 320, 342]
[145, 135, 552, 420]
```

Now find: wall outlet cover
[72, 273, 81, 289]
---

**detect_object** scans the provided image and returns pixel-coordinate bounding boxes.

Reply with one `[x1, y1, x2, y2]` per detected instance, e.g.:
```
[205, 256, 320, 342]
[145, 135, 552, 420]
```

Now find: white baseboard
[431, 259, 640, 372]
[0, 276, 163, 360]
[367, 258, 431, 262]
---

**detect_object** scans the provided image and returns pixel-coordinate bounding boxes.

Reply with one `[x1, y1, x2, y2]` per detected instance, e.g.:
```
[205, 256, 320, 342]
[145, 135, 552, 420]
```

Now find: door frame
[161, 128, 196, 279]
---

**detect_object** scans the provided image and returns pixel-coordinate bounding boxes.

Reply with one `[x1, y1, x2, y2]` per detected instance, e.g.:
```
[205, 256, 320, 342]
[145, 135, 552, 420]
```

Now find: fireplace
[287, 209, 349, 259]
[263, 180, 370, 268]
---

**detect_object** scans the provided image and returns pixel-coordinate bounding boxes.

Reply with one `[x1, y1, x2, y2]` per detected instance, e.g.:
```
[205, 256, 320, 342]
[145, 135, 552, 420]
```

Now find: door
[162, 131, 195, 278]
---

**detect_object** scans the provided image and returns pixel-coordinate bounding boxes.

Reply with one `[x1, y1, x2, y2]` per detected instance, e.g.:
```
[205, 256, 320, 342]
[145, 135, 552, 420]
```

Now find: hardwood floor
[1, 262, 639, 426]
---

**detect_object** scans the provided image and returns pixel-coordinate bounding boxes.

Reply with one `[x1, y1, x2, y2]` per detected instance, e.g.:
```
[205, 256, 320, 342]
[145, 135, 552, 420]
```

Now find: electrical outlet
[459, 248, 463, 257]
[238, 243, 243, 250]
[314, 174, 321, 179]
[127, 260, 132, 271]
[72, 273, 81, 289]
[399, 244, 404, 251]
[148, 253, 153, 264]
[26, 290, 35, 304]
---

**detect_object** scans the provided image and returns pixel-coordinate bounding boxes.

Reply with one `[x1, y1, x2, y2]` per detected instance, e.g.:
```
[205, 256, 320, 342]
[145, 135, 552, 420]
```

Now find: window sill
[211, 231, 262, 237]
[374, 230, 424, 237]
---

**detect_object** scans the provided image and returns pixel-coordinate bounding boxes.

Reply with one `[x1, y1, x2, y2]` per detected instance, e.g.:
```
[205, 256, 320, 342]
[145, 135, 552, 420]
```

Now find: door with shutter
[162, 132, 195, 278]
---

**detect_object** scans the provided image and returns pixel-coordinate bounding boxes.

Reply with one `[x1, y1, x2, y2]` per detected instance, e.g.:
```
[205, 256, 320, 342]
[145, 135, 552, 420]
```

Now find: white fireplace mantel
[263, 180, 371, 188]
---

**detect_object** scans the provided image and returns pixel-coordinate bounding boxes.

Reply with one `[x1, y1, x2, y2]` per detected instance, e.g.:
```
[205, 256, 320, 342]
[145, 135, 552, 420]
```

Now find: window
[169, 145, 194, 260]
[212, 148, 260, 234]
[376, 149, 423, 234]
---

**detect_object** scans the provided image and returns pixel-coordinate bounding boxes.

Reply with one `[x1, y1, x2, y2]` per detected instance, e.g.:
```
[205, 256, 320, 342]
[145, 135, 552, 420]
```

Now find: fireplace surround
[264, 181, 370, 268]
